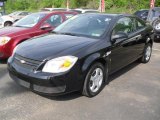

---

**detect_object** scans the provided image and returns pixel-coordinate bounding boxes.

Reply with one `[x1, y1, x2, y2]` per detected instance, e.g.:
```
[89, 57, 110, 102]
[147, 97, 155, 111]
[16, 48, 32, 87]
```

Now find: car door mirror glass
[40, 23, 52, 30]
[111, 32, 128, 43]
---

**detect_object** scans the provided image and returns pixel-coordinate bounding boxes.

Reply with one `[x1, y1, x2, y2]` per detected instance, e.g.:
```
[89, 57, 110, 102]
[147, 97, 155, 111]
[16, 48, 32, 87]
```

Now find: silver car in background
[0, 11, 30, 27]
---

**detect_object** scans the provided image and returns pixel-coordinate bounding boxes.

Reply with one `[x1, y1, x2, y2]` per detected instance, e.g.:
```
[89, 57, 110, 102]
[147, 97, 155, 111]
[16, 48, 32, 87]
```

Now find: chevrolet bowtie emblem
[20, 60, 26, 64]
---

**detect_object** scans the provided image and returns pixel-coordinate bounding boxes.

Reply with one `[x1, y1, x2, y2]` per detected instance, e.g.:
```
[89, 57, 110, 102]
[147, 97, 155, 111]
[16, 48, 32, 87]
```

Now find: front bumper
[7, 56, 83, 96]
[8, 71, 66, 95]
[154, 32, 160, 39]
[8, 57, 66, 95]
[0, 22, 4, 28]
[0, 45, 11, 59]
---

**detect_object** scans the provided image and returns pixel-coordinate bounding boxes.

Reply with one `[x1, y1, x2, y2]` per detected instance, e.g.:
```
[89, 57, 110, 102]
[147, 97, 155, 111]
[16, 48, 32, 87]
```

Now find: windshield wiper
[14, 25, 30, 28]
[52, 31, 78, 36]
[14, 25, 23, 27]
[60, 32, 78, 36]
[51, 31, 81, 37]
[51, 31, 60, 34]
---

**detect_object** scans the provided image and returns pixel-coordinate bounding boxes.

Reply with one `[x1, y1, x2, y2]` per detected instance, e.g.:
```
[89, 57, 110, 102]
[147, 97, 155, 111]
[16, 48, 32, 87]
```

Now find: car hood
[0, 26, 29, 36]
[16, 34, 98, 61]
[1, 15, 14, 21]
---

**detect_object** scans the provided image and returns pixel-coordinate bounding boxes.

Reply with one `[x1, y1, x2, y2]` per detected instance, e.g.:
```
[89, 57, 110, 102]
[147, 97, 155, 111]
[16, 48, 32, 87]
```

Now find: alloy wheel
[89, 68, 103, 93]
[145, 46, 152, 61]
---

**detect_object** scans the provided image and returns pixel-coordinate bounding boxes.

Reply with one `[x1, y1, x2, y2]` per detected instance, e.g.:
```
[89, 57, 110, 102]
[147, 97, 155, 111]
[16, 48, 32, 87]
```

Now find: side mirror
[111, 32, 128, 43]
[40, 23, 52, 30]
[142, 16, 147, 21]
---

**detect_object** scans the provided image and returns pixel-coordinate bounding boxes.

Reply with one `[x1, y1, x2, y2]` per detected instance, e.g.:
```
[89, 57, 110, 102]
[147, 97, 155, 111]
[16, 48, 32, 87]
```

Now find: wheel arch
[82, 53, 109, 82]
[146, 34, 153, 46]
[16, 38, 29, 45]
[4, 21, 13, 25]
[11, 38, 30, 55]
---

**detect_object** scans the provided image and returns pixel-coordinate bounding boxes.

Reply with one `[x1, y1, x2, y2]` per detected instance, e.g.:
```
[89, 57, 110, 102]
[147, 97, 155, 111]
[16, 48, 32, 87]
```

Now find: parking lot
[0, 42, 160, 120]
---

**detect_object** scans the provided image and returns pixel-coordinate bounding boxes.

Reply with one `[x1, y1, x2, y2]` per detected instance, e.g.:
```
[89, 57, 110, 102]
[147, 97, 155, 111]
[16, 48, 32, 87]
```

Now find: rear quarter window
[135, 18, 146, 30]
[64, 14, 74, 20]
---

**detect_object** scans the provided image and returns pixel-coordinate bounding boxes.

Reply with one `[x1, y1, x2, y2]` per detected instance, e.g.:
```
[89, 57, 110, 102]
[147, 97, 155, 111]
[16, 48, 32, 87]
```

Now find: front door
[110, 17, 137, 73]
[31, 14, 64, 37]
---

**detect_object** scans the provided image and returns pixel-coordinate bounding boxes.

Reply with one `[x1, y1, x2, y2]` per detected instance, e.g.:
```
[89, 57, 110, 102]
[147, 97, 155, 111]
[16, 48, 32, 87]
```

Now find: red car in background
[0, 11, 77, 59]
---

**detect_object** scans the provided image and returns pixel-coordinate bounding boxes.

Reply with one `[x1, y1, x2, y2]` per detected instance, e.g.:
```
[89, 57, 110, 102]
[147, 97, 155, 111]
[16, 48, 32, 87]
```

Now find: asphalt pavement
[0, 42, 160, 120]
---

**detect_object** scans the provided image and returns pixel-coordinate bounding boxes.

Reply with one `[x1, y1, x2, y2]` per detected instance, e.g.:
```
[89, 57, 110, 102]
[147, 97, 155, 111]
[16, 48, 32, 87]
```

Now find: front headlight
[155, 23, 160, 31]
[0, 36, 11, 45]
[42, 56, 78, 73]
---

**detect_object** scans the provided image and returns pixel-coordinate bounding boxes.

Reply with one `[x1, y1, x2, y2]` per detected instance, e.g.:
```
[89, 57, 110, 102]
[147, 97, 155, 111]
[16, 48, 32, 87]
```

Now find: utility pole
[3, 1, 5, 14]
[150, 0, 156, 8]
[99, 0, 105, 12]
[66, 0, 69, 9]
[0, 0, 7, 14]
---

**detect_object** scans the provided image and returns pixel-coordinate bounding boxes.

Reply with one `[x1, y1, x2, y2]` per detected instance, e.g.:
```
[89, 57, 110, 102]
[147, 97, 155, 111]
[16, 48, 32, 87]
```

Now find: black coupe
[8, 13, 153, 97]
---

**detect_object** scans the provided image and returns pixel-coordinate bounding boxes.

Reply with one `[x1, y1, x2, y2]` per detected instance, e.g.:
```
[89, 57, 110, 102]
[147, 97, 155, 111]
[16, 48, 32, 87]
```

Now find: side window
[64, 14, 74, 20]
[135, 18, 145, 30]
[142, 11, 148, 16]
[19, 12, 29, 16]
[85, 11, 98, 13]
[45, 14, 63, 27]
[113, 17, 134, 35]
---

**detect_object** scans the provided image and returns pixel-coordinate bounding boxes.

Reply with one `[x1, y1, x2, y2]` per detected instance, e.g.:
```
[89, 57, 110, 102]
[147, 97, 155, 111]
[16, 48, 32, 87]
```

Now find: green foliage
[3, 0, 160, 14]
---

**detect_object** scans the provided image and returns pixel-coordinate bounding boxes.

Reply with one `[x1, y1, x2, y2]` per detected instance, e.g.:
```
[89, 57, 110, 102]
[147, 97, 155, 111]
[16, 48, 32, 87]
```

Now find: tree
[3, 0, 160, 13]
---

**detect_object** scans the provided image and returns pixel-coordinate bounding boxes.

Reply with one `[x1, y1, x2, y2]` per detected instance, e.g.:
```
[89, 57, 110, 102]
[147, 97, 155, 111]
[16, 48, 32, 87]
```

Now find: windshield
[9, 11, 20, 16]
[54, 14, 113, 38]
[147, 8, 160, 22]
[153, 10, 160, 17]
[13, 13, 46, 28]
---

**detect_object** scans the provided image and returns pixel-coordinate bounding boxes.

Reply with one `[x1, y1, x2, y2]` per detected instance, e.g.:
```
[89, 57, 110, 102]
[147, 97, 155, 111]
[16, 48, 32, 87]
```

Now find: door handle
[136, 37, 139, 40]
[136, 35, 142, 40]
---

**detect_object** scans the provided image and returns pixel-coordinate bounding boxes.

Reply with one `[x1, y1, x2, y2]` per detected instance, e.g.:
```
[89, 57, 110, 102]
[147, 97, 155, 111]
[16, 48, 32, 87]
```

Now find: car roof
[35, 11, 76, 15]
[151, 7, 160, 11]
[83, 13, 134, 17]
[137, 9, 149, 11]
[41, 8, 68, 11]
[75, 8, 98, 11]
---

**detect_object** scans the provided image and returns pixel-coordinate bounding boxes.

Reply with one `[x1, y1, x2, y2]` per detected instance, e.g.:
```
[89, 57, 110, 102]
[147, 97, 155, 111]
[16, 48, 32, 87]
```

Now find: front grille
[13, 54, 42, 70]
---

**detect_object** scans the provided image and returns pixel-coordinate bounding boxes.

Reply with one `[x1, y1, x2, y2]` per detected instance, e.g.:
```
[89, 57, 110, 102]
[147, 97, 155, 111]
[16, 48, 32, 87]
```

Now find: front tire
[82, 63, 106, 97]
[140, 43, 152, 63]
[4, 22, 12, 27]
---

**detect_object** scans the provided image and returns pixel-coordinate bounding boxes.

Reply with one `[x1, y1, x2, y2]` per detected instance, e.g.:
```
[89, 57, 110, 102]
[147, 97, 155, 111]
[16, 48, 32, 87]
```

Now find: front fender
[6, 37, 30, 56]
[81, 52, 110, 83]
[82, 53, 101, 73]
[81, 52, 111, 73]
[12, 37, 30, 47]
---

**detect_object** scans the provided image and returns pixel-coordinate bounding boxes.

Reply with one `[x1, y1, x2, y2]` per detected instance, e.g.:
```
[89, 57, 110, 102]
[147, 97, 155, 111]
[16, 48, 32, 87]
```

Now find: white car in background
[41, 8, 68, 11]
[0, 11, 30, 27]
[71, 8, 99, 14]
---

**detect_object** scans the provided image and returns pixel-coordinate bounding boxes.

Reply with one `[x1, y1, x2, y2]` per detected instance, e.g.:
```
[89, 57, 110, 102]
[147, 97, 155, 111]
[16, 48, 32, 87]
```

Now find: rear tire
[140, 43, 152, 63]
[82, 63, 106, 97]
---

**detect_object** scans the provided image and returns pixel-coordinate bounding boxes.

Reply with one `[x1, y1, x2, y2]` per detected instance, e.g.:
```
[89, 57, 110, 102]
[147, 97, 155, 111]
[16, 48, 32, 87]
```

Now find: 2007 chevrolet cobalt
[8, 14, 153, 97]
